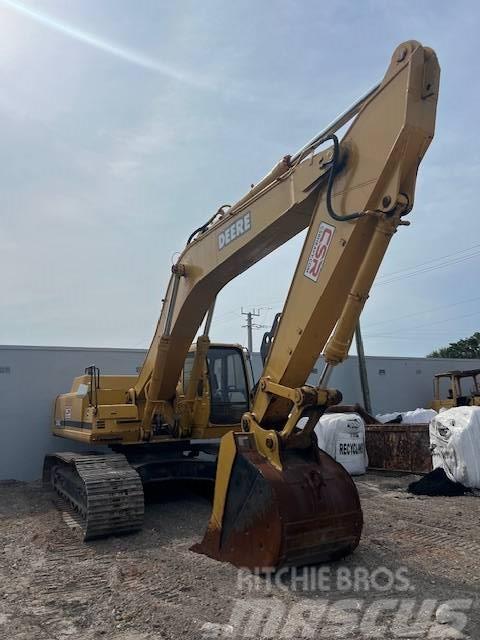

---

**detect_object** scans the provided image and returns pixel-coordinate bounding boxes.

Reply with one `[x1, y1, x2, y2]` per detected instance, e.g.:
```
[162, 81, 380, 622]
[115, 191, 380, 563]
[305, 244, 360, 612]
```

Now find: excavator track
[43, 453, 144, 541]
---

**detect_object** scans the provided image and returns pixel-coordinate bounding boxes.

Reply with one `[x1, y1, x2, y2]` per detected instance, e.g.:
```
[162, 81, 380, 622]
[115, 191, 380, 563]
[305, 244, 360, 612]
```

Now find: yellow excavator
[432, 369, 480, 411]
[44, 41, 439, 570]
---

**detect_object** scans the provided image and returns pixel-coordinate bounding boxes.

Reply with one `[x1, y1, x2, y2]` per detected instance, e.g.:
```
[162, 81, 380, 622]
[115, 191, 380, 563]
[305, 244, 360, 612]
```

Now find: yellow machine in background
[44, 41, 439, 569]
[432, 369, 480, 411]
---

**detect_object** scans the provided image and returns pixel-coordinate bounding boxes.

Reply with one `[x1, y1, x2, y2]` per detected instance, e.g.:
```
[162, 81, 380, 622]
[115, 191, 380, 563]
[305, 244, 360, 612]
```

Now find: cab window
[182, 352, 194, 394]
[207, 347, 249, 424]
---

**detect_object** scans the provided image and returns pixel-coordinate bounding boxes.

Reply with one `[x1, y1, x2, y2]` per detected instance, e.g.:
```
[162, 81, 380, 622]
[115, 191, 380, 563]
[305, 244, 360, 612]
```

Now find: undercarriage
[43, 441, 219, 540]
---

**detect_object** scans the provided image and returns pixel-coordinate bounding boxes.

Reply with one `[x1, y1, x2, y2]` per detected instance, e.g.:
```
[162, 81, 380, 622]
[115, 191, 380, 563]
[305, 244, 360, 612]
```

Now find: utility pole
[355, 320, 372, 414]
[241, 308, 261, 353]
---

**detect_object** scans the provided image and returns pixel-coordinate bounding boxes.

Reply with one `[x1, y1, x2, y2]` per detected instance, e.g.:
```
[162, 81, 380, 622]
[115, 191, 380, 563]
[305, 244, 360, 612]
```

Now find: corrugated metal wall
[2, 345, 479, 480]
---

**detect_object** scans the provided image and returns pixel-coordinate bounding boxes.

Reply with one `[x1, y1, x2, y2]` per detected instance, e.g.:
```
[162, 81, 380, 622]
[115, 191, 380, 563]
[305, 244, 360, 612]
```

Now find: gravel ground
[0, 472, 478, 639]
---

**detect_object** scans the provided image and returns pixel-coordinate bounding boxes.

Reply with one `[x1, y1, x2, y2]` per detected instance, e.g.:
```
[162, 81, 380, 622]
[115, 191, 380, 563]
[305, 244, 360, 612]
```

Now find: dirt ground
[0, 472, 478, 639]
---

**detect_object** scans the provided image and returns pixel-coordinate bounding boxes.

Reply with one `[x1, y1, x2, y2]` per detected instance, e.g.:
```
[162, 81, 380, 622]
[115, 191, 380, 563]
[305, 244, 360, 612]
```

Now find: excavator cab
[175, 343, 254, 440]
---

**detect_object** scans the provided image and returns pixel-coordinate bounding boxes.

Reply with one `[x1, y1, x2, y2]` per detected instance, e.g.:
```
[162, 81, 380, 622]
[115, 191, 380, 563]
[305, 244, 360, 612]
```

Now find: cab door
[206, 346, 250, 426]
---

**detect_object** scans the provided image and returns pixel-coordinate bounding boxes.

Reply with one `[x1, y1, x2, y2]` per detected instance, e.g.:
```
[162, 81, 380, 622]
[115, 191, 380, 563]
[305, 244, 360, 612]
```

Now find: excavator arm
[132, 41, 438, 569]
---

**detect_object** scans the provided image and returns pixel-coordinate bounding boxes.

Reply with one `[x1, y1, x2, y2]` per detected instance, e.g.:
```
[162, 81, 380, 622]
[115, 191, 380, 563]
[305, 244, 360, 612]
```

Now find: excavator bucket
[193, 431, 362, 570]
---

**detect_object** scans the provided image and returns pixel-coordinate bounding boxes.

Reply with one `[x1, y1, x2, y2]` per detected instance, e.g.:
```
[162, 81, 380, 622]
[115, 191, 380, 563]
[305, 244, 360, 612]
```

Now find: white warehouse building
[1, 344, 479, 481]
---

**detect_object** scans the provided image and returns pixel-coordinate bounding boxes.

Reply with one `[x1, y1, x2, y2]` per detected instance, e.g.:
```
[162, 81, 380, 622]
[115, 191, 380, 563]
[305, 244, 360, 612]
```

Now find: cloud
[1, 0, 213, 89]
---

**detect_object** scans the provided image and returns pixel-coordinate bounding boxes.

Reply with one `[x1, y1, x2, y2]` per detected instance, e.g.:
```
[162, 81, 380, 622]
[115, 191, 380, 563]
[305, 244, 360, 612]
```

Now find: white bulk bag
[376, 408, 437, 424]
[401, 408, 437, 424]
[314, 413, 367, 476]
[429, 406, 480, 489]
[375, 412, 402, 424]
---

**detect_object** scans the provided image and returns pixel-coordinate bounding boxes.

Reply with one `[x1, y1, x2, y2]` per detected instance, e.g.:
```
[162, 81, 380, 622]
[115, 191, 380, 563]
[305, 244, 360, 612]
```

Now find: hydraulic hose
[324, 134, 365, 222]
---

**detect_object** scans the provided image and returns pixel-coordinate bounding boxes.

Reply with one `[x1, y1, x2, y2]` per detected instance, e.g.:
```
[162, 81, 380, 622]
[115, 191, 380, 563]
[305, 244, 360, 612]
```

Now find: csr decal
[218, 211, 251, 250]
[304, 222, 335, 282]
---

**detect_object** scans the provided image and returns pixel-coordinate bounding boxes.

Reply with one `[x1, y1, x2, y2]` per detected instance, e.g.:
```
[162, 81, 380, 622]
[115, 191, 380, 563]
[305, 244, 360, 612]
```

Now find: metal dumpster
[365, 423, 432, 474]
[325, 404, 432, 474]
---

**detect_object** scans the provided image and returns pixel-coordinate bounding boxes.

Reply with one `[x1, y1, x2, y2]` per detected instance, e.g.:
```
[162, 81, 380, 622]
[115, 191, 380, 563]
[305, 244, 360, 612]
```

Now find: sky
[0, 0, 479, 357]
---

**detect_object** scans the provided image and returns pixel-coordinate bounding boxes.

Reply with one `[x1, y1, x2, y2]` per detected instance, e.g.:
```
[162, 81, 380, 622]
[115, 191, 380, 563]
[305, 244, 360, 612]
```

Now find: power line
[367, 332, 472, 338]
[215, 301, 281, 326]
[365, 310, 480, 339]
[241, 308, 269, 352]
[365, 295, 480, 329]
[374, 250, 480, 287]
[366, 336, 465, 341]
[214, 244, 480, 338]
[214, 309, 238, 322]
[375, 242, 480, 280]
[227, 245, 480, 316]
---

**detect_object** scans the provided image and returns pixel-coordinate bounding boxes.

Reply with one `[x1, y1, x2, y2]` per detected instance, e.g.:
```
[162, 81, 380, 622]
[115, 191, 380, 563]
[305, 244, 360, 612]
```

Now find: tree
[428, 332, 480, 359]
